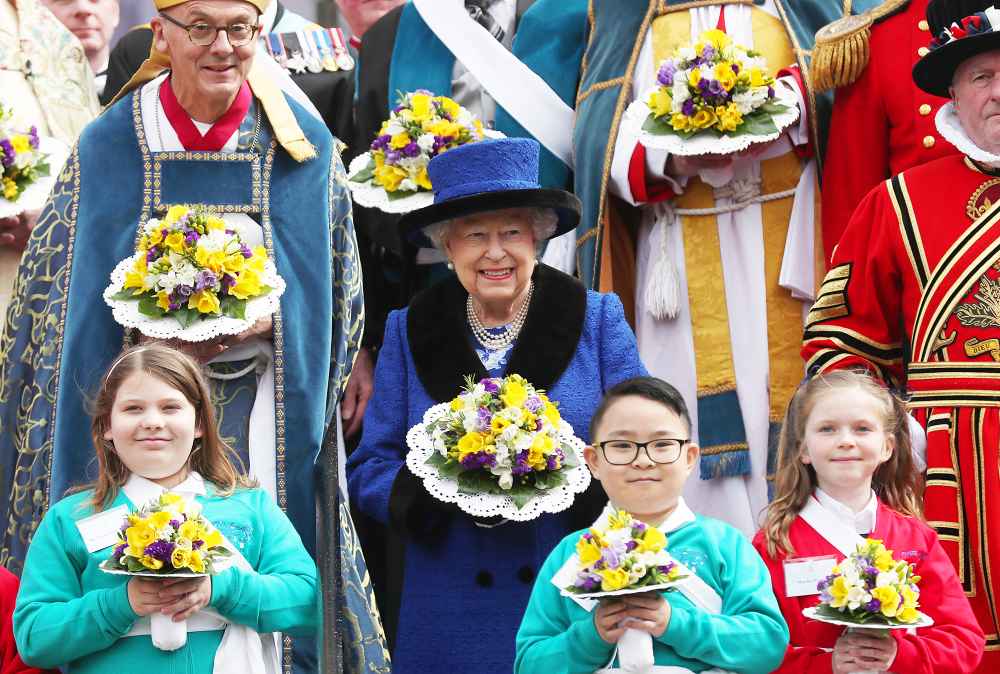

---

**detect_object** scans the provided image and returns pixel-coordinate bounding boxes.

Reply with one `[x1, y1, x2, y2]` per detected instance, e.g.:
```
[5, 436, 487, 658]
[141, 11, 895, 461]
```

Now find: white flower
[671, 77, 690, 113]
[498, 472, 513, 490]
[846, 585, 871, 610]
[875, 570, 898, 588]
[398, 177, 417, 192]
[417, 133, 436, 152]
[144, 218, 164, 236]
[678, 46, 695, 61]
[385, 121, 405, 136]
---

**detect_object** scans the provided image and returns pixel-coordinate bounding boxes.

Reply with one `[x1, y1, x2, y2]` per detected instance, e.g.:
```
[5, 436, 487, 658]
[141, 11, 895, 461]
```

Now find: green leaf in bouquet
[348, 158, 376, 183]
[510, 490, 534, 510]
[738, 110, 779, 137]
[137, 296, 166, 318]
[429, 453, 464, 480]
[172, 306, 201, 328]
[35, 159, 51, 179]
[456, 470, 500, 495]
[545, 471, 567, 489]
[758, 100, 790, 116]
[642, 115, 676, 137]
[220, 295, 247, 320]
[386, 187, 422, 201]
[110, 289, 140, 301]
[126, 556, 147, 573]
[561, 448, 580, 469]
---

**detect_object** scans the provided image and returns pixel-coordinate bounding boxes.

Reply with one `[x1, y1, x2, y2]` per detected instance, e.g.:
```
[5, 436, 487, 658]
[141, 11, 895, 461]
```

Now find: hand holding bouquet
[100, 493, 232, 650]
[348, 91, 493, 213]
[0, 103, 61, 218]
[405, 374, 591, 521]
[103, 205, 286, 341]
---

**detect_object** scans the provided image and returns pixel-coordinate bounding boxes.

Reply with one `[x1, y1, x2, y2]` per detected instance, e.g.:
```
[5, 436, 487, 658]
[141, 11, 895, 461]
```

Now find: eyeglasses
[597, 438, 689, 465]
[159, 12, 259, 47]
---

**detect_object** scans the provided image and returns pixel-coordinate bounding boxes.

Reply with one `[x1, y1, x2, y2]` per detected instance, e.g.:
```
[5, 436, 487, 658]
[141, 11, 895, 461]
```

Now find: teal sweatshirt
[515, 515, 788, 673]
[13, 486, 318, 672]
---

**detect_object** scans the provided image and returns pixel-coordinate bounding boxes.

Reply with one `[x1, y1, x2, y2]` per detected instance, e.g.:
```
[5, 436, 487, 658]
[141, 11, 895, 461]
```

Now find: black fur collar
[407, 263, 587, 402]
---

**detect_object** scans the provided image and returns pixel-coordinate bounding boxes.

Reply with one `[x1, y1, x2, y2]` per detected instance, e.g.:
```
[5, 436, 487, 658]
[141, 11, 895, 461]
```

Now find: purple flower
[700, 45, 715, 60]
[192, 539, 204, 550]
[0, 139, 13, 168]
[460, 451, 496, 469]
[626, 540, 638, 552]
[146, 247, 159, 263]
[403, 142, 421, 158]
[706, 79, 724, 97]
[28, 126, 39, 149]
[221, 274, 236, 290]
[476, 407, 492, 431]
[731, 63, 740, 75]
[657, 61, 676, 87]
[168, 300, 181, 311]
[113, 542, 127, 559]
[512, 450, 531, 476]
[767, 86, 775, 98]
[144, 539, 175, 563]
[385, 149, 402, 164]
[174, 284, 193, 298]
[184, 229, 199, 246]
[240, 244, 253, 258]
[169, 519, 181, 529]
[371, 134, 391, 151]
[535, 418, 543, 431]
[524, 396, 543, 413]
[481, 378, 500, 394]
[865, 598, 882, 613]
[600, 546, 621, 569]
[194, 270, 218, 291]
[682, 99, 695, 116]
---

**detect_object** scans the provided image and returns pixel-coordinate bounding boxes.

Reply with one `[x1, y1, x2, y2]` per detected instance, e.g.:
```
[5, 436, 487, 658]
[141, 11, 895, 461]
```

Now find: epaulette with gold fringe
[811, 0, 910, 92]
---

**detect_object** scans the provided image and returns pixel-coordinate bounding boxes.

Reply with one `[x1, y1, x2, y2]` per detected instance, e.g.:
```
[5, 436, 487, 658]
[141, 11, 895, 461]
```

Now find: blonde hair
[761, 370, 922, 558]
[81, 343, 255, 509]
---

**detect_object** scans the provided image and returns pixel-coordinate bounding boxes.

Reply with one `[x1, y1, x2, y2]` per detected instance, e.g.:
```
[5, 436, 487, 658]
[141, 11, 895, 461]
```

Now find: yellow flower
[607, 510, 631, 530]
[897, 605, 918, 623]
[188, 289, 221, 315]
[165, 205, 188, 224]
[203, 528, 223, 549]
[410, 92, 432, 122]
[714, 63, 737, 92]
[717, 104, 743, 133]
[247, 246, 267, 273]
[171, 547, 192, 570]
[156, 291, 171, 311]
[749, 67, 767, 88]
[178, 519, 204, 541]
[206, 216, 226, 232]
[426, 119, 462, 138]
[699, 28, 731, 51]
[373, 163, 408, 192]
[140, 554, 164, 570]
[125, 522, 156, 551]
[901, 585, 918, 609]
[222, 251, 246, 275]
[194, 246, 226, 273]
[637, 526, 667, 553]
[648, 89, 672, 118]
[450, 397, 464, 411]
[147, 511, 172, 529]
[164, 231, 186, 254]
[829, 576, 849, 608]
[415, 166, 432, 190]
[10, 135, 30, 154]
[501, 379, 528, 408]
[526, 446, 547, 471]
[2, 178, 16, 200]
[576, 537, 602, 566]
[175, 537, 193, 550]
[670, 113, 692, 133]
[874, 546, 895, 572]
[230, 269, 264, 300]
[188, 550, 205, 573]
[872, 585, 900, 618]
[436, 96, 461, 119]
[530, 433, 554, 455]
[490, 416, 510, 433]
[691, 108, 717, 130]
[390, 132, 411, 150]
[542, 402, 562, 427]
[123, 257, 149, 295]
[599, 567, 630, 591]
[688, 67, 702, 88]
[148, 226, 165, 246]
[457, 431, 486, 459]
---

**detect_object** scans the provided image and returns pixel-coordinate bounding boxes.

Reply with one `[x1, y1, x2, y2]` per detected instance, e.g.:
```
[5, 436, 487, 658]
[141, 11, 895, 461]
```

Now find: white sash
[411, 0, 574, 167]
[120, 474, 281, 674]
[798, 497, 867, 558]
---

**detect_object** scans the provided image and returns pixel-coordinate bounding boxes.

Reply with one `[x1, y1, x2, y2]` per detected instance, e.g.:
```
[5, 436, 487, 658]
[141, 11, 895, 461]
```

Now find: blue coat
[346, 264, 646, 673]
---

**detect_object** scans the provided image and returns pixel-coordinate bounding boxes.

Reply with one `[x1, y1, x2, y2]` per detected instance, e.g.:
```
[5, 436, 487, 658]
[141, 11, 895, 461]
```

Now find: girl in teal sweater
[515, 377, 788, 673]
[13, 344, 318, 673]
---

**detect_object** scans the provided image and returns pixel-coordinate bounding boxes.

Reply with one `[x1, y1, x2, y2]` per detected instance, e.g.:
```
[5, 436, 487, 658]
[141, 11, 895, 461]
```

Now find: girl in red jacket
[0, 568, 51, 674]
[752, 370, 984, 673]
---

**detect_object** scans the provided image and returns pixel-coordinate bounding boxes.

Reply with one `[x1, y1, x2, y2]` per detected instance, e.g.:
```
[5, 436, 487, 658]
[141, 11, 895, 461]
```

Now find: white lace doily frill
[561, 579, 690, 600]
[102, 256, 286, 342]
[405, 402, 592, 522]
[802, 606, 934, 631]
[624, 83, 801, 156]
[0, 136, 70, 219]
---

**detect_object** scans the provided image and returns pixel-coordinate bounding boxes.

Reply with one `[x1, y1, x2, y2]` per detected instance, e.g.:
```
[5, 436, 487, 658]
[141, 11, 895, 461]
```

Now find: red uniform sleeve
[889, 528, 985, 673]
[801, 182, 907, 386]
[627, 143, 676, 203]
[821, 55, 890, 265]
[751, 531, 835, 673]
[0, 569, 53, 674]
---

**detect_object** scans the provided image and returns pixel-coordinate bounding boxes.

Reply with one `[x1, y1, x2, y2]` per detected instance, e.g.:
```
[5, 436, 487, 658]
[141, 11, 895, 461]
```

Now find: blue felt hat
[398, 137, 580, 247]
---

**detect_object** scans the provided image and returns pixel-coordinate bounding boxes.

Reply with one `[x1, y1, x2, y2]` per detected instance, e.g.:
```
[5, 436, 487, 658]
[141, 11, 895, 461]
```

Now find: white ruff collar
[936, 102, 1000, 167]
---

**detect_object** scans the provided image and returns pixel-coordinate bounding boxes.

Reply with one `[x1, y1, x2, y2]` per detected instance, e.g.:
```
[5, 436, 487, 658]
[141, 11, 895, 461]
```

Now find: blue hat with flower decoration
[398, 137, 580, 248]
[914, 1, 1000, 96]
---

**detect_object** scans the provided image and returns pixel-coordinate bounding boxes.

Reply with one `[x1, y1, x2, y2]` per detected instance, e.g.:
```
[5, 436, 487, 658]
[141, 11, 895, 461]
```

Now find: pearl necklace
[466, 282, 534, 350]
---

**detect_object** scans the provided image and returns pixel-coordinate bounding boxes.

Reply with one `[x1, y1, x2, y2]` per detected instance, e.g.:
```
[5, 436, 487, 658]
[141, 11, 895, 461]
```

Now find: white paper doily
[99, 557, 232, 578]
[802, 606, 934, 630]
[103, 255, 286, 342]
[560, 579, 689, 600]
[0, 136, 70, 219]
[624, 84, 801, 156]
[405, 402, 592, 522]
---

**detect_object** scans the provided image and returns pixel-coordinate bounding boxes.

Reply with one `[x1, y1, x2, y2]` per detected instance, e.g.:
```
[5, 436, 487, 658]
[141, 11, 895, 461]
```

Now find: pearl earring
[447, 261, 454, 270]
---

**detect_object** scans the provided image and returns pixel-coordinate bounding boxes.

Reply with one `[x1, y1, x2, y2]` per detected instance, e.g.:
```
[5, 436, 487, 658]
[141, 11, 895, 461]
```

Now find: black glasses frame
[597, 438, 690, 465]
[158, 12, 259, 47]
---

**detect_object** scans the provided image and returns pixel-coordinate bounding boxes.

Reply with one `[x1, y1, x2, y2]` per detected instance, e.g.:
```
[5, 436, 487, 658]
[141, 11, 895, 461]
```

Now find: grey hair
[425, 207, 559, 253]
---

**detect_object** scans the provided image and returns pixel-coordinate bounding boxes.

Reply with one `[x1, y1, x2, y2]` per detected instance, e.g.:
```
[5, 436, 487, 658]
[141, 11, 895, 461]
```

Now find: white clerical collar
[598, 496, 696, 535]
[122, 470, 207, 507]
[814, 488, 877, 535]
[936, 102, 1000, 167]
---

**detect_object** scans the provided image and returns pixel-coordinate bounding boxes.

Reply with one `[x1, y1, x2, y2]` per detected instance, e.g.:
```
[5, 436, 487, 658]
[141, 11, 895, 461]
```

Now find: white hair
[425, 207, 559, 253]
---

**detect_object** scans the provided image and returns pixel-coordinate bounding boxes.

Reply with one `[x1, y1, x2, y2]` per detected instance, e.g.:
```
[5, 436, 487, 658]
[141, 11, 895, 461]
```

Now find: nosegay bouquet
[563, 509, 686, 595]
[405, 374, 591, 521]
[812, 538, 923, 626]
[100, 493, 232, 650]
[104, 205, 286, 341]
[0, 103, 51, 216]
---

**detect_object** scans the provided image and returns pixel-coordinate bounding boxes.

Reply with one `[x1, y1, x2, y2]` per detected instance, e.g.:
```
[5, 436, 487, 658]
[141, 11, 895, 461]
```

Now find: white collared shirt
[122, 470, 208, 507]
[814, 488, 877, 535]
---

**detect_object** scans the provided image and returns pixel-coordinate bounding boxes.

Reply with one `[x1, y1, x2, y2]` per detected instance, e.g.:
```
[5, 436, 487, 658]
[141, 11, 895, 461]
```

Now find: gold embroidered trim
[576, 77, 627, 106]
[699, 442, 750, 456]
[657, 0, 752, 12]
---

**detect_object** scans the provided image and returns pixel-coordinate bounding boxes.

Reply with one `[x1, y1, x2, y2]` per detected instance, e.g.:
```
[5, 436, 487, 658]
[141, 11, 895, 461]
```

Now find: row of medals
[265, 28, 355, 74]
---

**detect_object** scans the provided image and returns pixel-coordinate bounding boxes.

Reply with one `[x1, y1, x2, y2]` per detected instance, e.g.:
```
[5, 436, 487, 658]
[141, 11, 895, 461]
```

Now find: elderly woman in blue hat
[346, 137, 647, 673]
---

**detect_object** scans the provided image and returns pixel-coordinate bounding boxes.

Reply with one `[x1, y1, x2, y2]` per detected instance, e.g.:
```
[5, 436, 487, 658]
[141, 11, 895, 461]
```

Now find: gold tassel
[810, 13, 874, 92]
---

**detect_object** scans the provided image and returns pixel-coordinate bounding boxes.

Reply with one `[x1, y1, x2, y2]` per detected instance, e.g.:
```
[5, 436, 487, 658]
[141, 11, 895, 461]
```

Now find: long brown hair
[761, 370, 922, 558]
[83, 343, 255, 509]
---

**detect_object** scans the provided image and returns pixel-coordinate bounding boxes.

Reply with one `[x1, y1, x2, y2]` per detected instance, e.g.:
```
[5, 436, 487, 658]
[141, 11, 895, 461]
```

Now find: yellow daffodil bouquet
[0, 103, 62, 219]
[405, 374, 591, 521]
[103, 205, 286, 342]
[347, 91, 497, 214]
[625, 29, 800, 156]
[563, 509, 686, 597]
[806, 538, 931, 628]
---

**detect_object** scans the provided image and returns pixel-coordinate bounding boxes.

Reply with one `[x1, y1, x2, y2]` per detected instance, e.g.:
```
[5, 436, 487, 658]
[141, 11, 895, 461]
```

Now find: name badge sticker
[783, 554, 839, 598]
[75, 505, 129, 553]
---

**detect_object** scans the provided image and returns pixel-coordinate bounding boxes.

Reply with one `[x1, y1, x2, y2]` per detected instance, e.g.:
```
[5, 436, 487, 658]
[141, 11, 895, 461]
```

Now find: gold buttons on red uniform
[919, 103, 932, 116]
[919, 19, 929, 31]
[918, 46, 930, 57]
[923, 135, 936, 148]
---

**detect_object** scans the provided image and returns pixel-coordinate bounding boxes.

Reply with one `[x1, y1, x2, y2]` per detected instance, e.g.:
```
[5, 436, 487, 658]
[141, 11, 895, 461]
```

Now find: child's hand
[832, 630, 897, 673]
[594, 599, 630, 644]
[157, 576, 213, 622]
[621, 592, 671, 637]
[127, 577, 172, 617]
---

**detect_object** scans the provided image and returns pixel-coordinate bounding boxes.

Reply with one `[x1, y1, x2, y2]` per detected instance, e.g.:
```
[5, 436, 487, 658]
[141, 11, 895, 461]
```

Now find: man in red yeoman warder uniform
[802, 1, 1000, 666]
